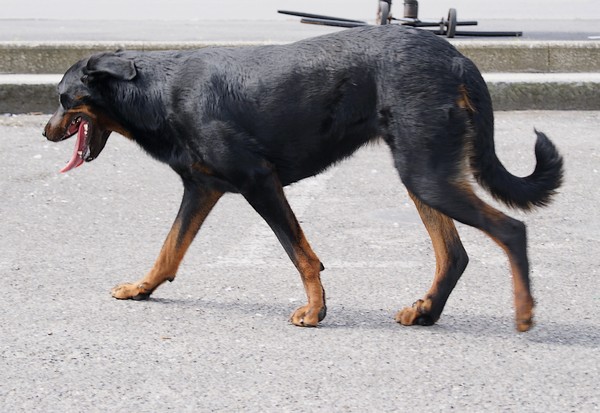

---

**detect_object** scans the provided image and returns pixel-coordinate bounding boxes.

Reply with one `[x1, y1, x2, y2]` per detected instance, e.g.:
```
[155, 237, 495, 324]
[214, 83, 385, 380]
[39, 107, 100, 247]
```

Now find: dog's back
[128, 25, 480, 184]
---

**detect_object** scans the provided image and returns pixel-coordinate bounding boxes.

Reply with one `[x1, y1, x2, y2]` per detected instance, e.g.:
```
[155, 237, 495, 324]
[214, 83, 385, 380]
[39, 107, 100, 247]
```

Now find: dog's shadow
[435, 313, 600, 348]
[149, 296, 598, 348]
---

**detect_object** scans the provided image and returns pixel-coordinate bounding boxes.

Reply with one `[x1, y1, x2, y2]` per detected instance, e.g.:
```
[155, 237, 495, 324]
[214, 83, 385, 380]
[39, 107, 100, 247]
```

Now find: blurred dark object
[279, 1, 522, 38]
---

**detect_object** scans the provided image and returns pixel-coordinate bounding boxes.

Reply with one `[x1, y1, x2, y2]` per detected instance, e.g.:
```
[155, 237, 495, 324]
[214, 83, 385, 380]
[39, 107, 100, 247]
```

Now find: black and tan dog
[44, 25, 563, 331]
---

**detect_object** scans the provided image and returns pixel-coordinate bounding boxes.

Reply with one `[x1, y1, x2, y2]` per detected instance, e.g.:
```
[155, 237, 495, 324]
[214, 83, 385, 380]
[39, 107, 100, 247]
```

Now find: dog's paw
[514, 297, 534, 332]
[111, 282, 151, 301]
[516, 317, 534, 332]
[289, 304, 327, 327]
[395, 299, 436, 326]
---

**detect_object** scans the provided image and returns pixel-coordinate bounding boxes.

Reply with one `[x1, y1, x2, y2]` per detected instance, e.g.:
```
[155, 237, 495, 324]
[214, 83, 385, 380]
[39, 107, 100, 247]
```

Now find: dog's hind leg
[395, 191, 469, 326]
[242, 169, 326, 327]
[406, 178, 533, 332]
[111, 181, 222, 300]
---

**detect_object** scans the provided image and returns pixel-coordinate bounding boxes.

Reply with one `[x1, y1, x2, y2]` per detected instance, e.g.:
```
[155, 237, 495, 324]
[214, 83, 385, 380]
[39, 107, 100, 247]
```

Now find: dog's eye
[59, 94, 72, 108]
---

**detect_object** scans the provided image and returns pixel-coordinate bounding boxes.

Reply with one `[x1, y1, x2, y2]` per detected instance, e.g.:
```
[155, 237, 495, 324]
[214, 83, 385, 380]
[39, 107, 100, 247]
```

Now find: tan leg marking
[289, 230, 326, 327]
[112, 189, 222, 300]
[396, 192, 467, 326]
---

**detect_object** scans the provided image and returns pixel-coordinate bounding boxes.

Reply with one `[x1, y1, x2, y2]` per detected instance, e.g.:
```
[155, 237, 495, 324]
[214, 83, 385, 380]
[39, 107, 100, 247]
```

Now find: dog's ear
[82, 54, 137, 83]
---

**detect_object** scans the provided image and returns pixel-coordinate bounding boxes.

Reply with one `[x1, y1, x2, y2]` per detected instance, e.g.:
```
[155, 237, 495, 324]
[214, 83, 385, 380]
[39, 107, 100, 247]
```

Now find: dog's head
[43, 53, 137, 173]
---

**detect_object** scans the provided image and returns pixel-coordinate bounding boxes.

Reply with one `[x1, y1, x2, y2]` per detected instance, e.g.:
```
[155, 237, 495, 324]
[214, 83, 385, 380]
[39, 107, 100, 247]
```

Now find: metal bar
[278, 10, 366, 24]
[394, 19, 478, 27]
[454, 30, 523, 37]
[300, 18, 368, 28]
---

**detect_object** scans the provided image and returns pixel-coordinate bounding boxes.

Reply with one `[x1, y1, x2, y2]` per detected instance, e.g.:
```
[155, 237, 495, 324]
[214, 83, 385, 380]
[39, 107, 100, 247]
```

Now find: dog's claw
[131, 292, 152, 301]
[395, 299, 437, 327]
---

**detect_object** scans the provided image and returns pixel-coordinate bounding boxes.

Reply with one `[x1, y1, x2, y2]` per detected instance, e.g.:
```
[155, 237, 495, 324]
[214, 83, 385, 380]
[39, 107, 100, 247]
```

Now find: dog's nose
[43, 122, 53, 139]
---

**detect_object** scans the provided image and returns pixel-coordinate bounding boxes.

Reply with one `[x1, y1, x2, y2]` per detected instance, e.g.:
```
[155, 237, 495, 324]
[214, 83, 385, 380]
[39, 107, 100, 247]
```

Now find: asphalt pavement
[1, 111, 599, 411]
[2, 0, 599, 41]
[1, 18, 599, 42]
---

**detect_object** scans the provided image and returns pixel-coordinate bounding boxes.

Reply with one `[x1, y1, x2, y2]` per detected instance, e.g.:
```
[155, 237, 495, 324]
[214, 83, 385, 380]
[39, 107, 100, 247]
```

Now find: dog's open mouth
[60, 116, 91, 173]
[53, 114, 111, 174]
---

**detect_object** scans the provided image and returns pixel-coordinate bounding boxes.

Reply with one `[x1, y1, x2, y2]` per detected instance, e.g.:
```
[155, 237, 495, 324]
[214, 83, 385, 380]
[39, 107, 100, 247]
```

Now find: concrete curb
[483, 73, 600, 110]
[453, 40, 600, 73]
[0, 41, 275, 75]
[1, 40, 599, 74]
[1, 73, 599, 113]
[1, 41, 599, 113]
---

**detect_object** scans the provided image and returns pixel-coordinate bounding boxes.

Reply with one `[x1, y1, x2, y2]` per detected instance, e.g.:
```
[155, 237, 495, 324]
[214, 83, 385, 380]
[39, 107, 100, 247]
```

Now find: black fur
[52, 25, 563, 204]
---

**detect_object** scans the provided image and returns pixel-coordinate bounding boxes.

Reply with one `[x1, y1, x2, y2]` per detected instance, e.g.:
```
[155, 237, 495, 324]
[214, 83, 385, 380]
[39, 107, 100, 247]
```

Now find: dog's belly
[270, 124, 380, 186]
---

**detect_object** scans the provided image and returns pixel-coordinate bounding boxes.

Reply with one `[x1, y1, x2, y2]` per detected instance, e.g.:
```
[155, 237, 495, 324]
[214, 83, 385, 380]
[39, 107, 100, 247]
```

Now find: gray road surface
[1, 111, 599, 411]
[1, 0, 600, 41]
[2, 19, 599, 42]
[3, 0, 600, 20]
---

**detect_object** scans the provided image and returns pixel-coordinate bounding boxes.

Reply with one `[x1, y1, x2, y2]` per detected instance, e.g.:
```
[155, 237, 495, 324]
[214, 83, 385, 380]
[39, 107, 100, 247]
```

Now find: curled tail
[475, 129, 564, 210]
[462, 63, 564, 210]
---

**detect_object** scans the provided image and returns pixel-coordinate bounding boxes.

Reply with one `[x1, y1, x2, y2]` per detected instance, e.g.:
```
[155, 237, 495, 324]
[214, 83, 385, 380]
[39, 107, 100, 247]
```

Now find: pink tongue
[60, 122, 87, 173]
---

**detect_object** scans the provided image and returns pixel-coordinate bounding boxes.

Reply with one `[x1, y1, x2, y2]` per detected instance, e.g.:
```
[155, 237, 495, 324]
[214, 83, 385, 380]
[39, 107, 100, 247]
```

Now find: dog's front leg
[243, 170, 326, 327]
[111, 182, 222, 300]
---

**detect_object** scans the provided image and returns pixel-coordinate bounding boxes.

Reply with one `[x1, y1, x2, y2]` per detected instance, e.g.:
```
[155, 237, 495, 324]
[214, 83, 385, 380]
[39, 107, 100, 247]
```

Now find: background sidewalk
[1, 1, 600, 113]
